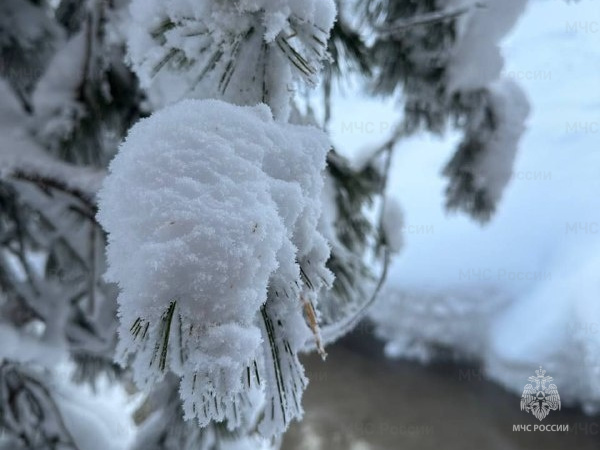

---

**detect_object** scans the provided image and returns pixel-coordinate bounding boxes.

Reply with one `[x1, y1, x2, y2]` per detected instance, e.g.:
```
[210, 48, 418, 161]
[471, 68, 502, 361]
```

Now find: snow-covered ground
[330, 0, 600, 411]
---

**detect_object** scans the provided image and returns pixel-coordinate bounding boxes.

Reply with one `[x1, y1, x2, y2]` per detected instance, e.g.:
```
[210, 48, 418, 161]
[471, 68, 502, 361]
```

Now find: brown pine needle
[301, 295, 326, 359]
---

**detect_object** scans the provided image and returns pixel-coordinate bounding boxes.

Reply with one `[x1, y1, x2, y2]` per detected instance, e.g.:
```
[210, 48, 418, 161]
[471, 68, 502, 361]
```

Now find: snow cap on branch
[97, 99, 332, 433]
[126, 0, 337, 119]
[446, 0, 528, 93]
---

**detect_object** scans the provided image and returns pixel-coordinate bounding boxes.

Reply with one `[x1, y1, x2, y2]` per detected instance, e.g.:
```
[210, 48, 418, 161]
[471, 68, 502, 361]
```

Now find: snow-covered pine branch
[98, 99, 333, 438]
[0, 1, 142, 448]
[127, 0, 337, 119]
[93, 0, 341, 442]
[363, 0, 530, 221]
[443, 79, 530, 220]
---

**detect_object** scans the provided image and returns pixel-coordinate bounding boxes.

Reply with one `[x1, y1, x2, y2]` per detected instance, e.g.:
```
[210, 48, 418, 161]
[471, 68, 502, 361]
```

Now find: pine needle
[301, 295, 326, 359]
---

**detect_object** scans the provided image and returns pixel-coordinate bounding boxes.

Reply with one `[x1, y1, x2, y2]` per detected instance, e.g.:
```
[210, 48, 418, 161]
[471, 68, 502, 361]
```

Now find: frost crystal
[126, 0, 336, 119]
[97, 99, 332, 436]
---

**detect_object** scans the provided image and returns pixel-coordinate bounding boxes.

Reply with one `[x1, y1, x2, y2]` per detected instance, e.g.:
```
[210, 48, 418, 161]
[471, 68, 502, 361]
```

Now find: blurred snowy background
[281, 1, 600, 448]
[329, 0, 600, 411]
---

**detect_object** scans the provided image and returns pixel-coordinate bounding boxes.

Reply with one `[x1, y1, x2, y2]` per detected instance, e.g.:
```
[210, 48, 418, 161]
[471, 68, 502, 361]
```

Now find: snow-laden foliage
[130, 375, 271, 450]
[445, 0, 528, 93]
[443, 78, 530, 216]
[98, 99, 332, 437]
[0, 0, 63, 111]
[31, 30, 89, 154]
[362, 0, 530, 221]
[30, 2, 142, 168]
[314, 152, 388, 342]
[0, 2, 142, 448]
[126, 0, 336, 119]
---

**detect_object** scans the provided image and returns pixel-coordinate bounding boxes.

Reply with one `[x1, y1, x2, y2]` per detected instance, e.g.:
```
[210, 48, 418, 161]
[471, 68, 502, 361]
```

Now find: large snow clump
[97, 99, 332, 432]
